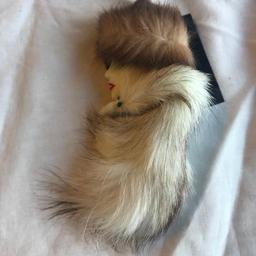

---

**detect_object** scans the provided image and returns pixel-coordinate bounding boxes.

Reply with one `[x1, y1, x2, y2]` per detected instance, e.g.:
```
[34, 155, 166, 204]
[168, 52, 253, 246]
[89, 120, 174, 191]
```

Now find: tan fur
[97, 0, 194, 69]
[47, 64, 210, 251]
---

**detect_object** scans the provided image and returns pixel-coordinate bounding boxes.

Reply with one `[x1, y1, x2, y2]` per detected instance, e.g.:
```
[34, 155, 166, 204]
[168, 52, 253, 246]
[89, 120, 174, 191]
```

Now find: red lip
[108, 83, 115, 91]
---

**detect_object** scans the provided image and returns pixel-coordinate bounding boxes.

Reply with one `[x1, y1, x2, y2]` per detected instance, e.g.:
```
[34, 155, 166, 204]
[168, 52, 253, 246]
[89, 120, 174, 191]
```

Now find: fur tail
[42, 65, 210, 252]
[97, 1, 194, 69]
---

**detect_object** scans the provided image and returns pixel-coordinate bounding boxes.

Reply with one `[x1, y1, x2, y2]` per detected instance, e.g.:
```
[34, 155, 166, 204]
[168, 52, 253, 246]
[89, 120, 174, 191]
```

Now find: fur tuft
[97, 0, 194, 69]
[46, 65, 210, 251]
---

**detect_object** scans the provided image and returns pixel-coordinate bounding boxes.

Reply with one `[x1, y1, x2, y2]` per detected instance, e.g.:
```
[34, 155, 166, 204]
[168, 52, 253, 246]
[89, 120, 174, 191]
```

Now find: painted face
[104, 62, 156, 113]
[104, 62, 147, 99]
[104, 63, 122, 102]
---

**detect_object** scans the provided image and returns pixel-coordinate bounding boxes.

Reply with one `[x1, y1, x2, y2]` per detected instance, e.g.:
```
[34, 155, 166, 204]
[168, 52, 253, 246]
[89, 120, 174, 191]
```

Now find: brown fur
[97, 0, 194, 69]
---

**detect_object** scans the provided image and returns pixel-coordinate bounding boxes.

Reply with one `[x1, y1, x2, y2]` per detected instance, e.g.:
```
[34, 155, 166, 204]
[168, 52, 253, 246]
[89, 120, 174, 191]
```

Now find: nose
[105, 67, 112, 81]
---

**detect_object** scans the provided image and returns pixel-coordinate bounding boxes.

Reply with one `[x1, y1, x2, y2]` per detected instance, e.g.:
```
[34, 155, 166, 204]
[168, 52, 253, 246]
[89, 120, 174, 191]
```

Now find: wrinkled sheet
[0, 0, 255, 255]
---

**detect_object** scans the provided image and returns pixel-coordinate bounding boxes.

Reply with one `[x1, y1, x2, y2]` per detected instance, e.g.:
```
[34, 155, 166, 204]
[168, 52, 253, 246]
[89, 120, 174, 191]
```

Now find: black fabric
[183, 14, 224, 105]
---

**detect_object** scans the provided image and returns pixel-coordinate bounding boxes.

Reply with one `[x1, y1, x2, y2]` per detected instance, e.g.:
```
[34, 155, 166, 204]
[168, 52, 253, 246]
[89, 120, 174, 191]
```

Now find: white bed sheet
[0, 0, 255, 255]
